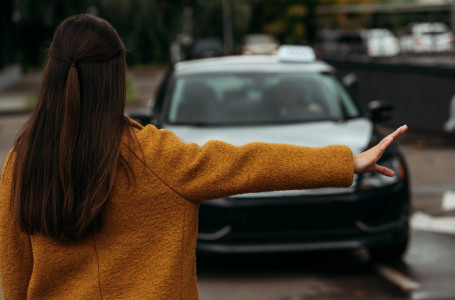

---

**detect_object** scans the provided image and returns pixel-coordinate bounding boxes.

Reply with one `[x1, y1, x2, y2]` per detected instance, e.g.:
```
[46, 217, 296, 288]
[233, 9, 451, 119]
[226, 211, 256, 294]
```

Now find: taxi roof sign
[277, 45, 316, 63]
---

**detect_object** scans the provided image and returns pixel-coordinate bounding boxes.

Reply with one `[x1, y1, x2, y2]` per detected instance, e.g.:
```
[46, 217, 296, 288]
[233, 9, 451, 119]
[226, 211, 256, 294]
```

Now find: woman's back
[1, 119, 355, 299]
[1, 124, 201, 299]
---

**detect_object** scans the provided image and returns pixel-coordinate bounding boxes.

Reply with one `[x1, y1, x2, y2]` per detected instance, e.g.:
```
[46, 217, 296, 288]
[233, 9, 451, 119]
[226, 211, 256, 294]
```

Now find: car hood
[166, 118, 372, 156]
[166, 118, 372, 198]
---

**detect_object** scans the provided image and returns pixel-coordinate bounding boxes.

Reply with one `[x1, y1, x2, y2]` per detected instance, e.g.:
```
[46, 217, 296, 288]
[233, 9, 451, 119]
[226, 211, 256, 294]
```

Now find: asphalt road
[196, 231, 455, 300]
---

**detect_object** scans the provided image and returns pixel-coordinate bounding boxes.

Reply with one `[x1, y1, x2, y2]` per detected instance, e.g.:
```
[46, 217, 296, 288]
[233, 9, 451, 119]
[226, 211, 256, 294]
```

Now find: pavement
[0, 71, 40, 115]
[0, 67, 167, 116]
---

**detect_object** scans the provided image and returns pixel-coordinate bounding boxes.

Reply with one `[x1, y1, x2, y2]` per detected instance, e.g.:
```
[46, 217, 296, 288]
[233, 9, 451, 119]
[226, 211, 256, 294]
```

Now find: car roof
[411, 22, 449, 31]
[174, 55, 334, 76]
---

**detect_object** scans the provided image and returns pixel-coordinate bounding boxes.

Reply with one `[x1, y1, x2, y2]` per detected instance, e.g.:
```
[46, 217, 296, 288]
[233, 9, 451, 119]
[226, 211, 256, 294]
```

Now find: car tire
[368, 226, 409, 262]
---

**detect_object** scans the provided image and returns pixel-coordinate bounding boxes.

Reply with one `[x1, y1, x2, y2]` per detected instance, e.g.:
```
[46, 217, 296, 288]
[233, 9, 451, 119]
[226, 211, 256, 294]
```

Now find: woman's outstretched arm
[354, 125, 408, 176]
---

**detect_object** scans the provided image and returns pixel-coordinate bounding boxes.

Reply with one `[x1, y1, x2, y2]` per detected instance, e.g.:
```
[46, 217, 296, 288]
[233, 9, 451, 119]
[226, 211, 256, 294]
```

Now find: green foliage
[15, 0, 186, 67]
[14, 0, 319, 67]
[27, 91, 39, 109]
[126, 78, 136, 103]
[13, 0, 452, 68]
[248, 0, 317, 44]
[99, 0, 186, 64]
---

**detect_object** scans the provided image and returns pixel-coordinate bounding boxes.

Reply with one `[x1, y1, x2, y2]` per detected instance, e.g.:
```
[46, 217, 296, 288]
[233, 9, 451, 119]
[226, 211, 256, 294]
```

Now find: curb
[0, 108, 32, 116]
[0, 94, 33, 116]
[0, 65, 21, 92]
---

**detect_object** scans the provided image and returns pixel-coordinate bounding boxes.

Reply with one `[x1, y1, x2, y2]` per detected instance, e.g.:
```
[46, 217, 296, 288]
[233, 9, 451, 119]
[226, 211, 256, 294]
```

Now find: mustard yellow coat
[0, 121, 354, 299]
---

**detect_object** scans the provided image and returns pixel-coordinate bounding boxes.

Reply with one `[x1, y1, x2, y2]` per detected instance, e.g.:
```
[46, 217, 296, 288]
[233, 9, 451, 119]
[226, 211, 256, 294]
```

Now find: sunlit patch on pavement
[410, 212, 455, 235]
[442, 190, 455, 211]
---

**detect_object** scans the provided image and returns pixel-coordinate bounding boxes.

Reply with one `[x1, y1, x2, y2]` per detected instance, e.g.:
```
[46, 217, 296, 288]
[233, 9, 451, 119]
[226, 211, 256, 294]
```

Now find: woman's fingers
[376, 136, 393, 155]
[373, 164, 395, 177]
[388, 125, 408, 142]
[353, 125, 408, 175]
[376, 125, 408, 154]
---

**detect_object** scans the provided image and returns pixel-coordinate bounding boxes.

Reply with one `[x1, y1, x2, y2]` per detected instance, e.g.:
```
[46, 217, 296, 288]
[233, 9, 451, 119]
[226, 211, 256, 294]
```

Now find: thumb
[372, 164, 395, 177]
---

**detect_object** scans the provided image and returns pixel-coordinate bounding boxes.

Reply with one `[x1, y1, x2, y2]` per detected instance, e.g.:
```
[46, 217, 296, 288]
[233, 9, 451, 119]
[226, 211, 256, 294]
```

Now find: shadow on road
[196, 250, 408, 299]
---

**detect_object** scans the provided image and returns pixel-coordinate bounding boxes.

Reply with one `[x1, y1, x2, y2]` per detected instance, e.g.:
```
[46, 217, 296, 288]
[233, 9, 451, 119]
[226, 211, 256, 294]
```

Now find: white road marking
[442, 190, 455, 211]
[410, 212, 455, 235]
[412, 185, 455, 195]
[372, 264, 420, 292]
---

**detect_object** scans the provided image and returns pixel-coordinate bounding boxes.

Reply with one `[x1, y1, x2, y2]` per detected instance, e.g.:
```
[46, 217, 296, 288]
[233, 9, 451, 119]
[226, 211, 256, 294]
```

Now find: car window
[167, 72, 360, 125]
[414, 23, 449, 35]
[246, 35, 275, 45]
[193, 39, 223, 51]
[337, 34, 363, 45]
[151, 69, 173, 113]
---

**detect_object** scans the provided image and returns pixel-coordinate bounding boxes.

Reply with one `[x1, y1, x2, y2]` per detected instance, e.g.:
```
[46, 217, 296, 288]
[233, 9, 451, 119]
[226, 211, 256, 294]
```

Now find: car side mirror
[342, 73, 358, 97]
[342, 73, 358, 88]
[128, 108, 153, 126]
[367, 100, 394, 123]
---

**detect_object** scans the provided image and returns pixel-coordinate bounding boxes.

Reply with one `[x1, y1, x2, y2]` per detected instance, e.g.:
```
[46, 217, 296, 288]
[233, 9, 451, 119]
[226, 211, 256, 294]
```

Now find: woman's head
[50, 14, 125, 65]
[11, 15, 131, 241]
[45, 14, 127, 120]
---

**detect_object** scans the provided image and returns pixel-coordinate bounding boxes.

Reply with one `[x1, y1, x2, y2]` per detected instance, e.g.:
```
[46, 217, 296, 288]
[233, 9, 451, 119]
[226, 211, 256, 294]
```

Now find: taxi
[131, 46, 410, 261]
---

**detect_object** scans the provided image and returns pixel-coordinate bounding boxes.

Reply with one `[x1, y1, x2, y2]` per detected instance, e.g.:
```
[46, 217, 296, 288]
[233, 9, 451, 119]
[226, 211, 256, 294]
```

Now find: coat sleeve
[0, 152, 33, 300]
[133, 124, 354, 202]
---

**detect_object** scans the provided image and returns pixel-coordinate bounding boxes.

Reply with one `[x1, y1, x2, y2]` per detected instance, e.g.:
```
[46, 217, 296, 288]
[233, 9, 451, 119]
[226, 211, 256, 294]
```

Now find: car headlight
[358, 156, 406, 190]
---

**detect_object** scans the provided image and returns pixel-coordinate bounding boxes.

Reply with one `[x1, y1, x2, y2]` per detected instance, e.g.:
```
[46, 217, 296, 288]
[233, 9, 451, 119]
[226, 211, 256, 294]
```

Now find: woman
[0, 14, 407, 299]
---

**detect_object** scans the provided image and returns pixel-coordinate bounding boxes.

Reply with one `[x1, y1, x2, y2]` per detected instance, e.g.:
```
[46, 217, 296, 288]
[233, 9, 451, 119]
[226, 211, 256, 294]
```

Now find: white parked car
[241, 34, 279, 55]
[362, 28, 400, 57]
[400, 22, 454, 53]
[131, 46, 411, 262]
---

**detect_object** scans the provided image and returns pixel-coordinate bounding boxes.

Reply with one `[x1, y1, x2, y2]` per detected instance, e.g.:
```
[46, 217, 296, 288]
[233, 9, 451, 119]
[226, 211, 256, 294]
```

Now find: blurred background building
[2, 0, 455, 68]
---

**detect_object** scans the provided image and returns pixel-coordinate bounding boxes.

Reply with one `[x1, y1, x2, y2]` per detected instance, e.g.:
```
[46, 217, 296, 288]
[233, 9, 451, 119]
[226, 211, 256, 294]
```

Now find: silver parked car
[362, 28, 400, 57]
[131, 46, 410, 261]
[400, 22, 454, 53]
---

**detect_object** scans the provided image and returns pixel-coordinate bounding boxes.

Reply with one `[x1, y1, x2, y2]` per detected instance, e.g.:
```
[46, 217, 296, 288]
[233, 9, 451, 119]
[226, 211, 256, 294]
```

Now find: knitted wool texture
[0, 121, 354, 299]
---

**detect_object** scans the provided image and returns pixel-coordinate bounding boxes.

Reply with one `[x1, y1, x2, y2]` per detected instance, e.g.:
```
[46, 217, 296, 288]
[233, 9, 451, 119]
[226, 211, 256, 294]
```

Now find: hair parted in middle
[11, 14, 134, 241]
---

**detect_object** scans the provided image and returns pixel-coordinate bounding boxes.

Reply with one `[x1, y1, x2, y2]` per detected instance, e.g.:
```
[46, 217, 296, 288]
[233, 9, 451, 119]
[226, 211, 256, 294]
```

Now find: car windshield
[415, 23, 449, 35]
[194, 39, 222, 51]
[246, 35, 275, 44]
[167, 72, 360, 125]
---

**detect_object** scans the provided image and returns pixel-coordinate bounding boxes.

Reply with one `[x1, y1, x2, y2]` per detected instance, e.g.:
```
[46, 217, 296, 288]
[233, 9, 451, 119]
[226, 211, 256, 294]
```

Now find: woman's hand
[353, 125, 408, 176]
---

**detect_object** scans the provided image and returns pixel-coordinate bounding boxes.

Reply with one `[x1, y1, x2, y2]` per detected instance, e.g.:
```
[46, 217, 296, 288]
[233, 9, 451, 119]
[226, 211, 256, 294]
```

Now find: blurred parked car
[399, 22, 454, 53]
[444, 94, 455, 134]
[130, 46, 410, 262]
[362, 28, 400, 57]
[188, 38, 224, 59]
[315, 29, 368, 58]
[241, 34, 279, 55]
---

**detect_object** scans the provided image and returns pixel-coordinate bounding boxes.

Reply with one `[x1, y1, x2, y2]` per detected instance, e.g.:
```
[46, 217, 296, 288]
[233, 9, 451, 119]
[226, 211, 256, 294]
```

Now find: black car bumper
[196, 181, 410, 254]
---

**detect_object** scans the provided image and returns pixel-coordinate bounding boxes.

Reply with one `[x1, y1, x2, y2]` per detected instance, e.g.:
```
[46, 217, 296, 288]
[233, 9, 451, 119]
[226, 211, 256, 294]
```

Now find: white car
[362, 28, 400, 57]
[131, 46, 410, 261]
[241, 34, 279, 55]
[400, 22, 454, 53]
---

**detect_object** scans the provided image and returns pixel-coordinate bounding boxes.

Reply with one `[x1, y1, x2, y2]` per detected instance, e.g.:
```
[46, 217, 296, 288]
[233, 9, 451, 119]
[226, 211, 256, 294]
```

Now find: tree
[14, 0, 187, 67]
[248, 0, 314, 45]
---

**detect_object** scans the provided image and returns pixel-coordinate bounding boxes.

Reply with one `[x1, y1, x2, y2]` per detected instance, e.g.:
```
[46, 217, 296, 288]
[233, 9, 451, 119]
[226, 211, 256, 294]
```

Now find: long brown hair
[11, 14, 130, 241]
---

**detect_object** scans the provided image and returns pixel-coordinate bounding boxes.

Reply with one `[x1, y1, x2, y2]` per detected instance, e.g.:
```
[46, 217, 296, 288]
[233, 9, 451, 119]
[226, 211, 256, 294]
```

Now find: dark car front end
[131, 50, 411, 261]
[197, 153, 409, 257]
